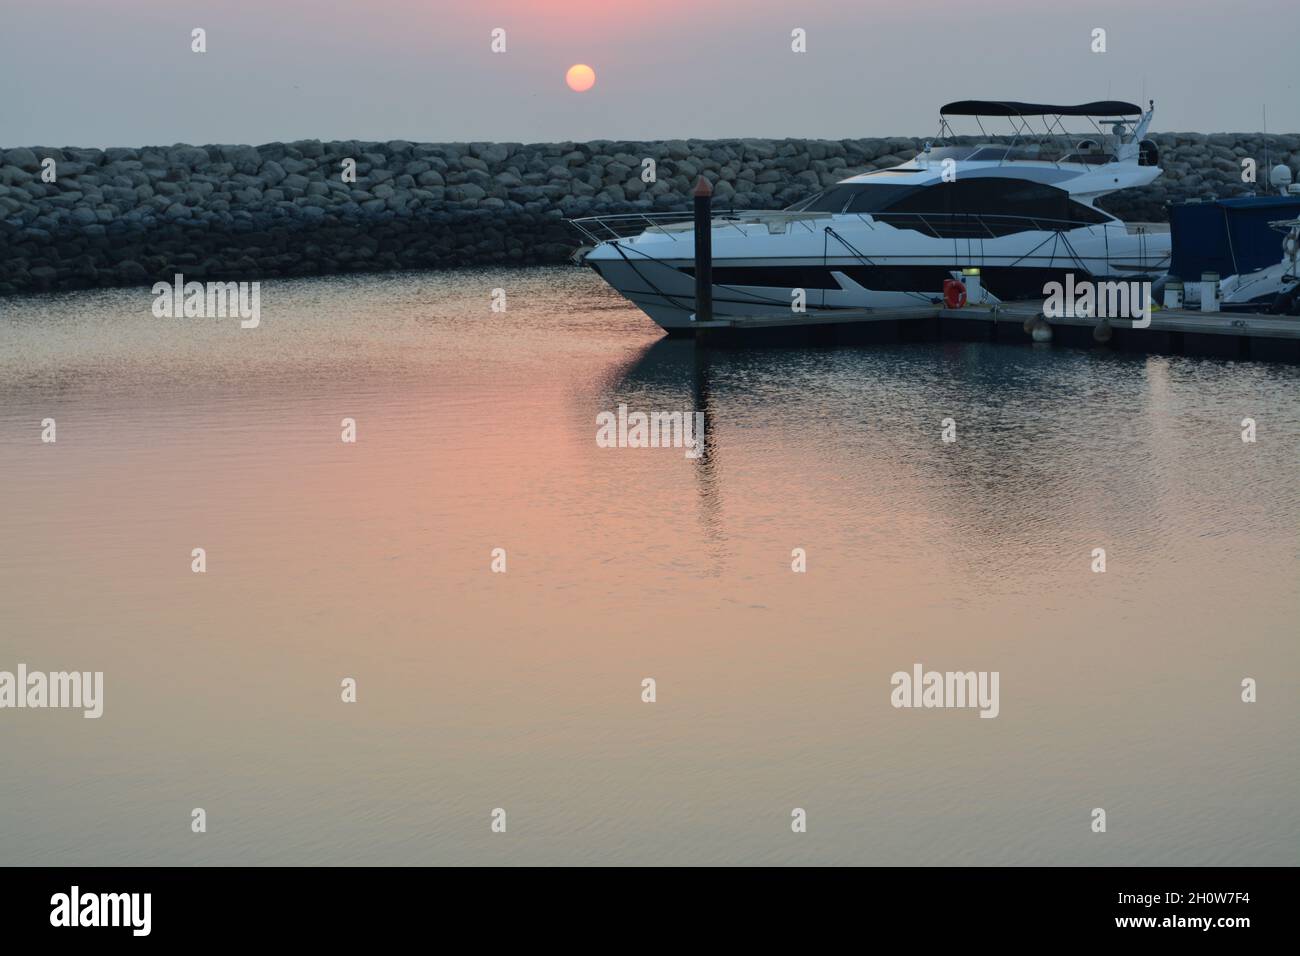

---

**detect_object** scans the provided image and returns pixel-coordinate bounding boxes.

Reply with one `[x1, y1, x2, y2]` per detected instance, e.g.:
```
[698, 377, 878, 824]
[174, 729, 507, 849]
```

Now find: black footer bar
[0, 865, 1285, 941]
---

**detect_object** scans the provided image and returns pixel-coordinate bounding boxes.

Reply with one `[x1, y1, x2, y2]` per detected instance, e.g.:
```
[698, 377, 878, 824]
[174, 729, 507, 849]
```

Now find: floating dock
[688, 301, 1300, 362]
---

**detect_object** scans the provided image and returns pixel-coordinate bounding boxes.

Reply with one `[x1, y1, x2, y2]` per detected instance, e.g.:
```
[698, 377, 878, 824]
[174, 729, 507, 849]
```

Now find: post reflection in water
[690, 342, 724, 562]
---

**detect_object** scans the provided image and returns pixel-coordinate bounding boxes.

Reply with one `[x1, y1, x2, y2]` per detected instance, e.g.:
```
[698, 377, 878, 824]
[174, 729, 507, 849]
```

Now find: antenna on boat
[1263, 104, 1270, 179]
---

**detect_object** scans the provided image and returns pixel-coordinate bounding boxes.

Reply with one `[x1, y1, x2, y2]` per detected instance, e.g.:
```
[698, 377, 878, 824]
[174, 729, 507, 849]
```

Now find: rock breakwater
[1, 133, 1296, 295]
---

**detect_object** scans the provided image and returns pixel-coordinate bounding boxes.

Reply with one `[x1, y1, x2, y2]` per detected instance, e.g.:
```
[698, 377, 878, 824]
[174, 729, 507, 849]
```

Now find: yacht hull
[586, 230, 1171, 332]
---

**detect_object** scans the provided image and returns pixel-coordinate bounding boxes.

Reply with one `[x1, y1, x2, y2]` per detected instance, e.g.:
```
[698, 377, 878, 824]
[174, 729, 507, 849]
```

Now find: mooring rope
[823, 226, 938, 304]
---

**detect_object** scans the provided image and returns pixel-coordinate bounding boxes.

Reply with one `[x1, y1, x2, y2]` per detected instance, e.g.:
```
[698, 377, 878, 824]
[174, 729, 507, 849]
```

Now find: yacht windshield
[784, 184, 918, 214]
[925, 144, 1046, 162]
[924, 146, 978, 161]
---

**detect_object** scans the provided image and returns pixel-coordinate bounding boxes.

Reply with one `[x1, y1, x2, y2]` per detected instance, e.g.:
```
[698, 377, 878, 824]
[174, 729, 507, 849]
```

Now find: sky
[2, 0, 1296, 148]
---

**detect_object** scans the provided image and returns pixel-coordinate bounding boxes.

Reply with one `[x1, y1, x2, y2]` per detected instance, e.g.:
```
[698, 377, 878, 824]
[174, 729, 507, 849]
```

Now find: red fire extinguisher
[943, 278, 967, 309]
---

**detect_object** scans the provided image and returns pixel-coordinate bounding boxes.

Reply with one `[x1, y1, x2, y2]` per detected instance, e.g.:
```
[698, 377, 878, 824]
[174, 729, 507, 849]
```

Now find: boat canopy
[1169, 196, 1300, 279]
[941, 100, 1142, 118]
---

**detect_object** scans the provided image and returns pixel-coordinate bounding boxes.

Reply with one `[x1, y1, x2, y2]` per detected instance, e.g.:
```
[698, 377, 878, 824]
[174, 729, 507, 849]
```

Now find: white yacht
[573, 100, 1172, 333]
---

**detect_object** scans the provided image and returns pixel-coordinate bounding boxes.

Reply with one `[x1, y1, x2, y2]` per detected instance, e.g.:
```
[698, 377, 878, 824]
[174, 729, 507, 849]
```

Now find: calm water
[1, 267, 1297, 866]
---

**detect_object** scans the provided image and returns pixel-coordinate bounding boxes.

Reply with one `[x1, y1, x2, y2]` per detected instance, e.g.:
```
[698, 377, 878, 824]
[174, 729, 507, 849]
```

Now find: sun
[565, 64, 596, 93]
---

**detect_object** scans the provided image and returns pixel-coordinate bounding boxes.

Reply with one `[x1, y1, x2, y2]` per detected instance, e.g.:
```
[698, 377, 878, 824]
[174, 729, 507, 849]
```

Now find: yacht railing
[568, 212, 688, 244]
[568, 210, 829, 245]
[866, 211, 1115, 239]
[569, 208, 1127, 246]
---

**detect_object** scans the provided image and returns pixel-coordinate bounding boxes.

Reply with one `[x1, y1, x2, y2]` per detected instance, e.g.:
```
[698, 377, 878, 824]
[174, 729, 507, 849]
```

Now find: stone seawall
[1, 133, 1297, 295]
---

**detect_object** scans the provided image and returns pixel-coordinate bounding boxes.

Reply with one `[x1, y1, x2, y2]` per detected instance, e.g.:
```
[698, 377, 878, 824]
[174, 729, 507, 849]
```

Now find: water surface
[1, 267, 1297, 865]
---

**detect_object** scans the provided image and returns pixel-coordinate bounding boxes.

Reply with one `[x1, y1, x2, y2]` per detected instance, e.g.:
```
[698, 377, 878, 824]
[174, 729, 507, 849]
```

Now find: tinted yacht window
[785, 186, 856, 213]
[876, 178, 1111, 236]
[844, 185, 919, 213]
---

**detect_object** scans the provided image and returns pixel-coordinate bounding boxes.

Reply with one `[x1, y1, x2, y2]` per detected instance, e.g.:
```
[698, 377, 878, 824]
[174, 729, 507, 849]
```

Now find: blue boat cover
[1169, 196, 1300, 279]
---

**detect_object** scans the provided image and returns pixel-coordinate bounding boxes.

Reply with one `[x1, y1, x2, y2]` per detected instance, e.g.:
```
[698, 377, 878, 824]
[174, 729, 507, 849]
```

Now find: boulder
[4, 148, 40, 171]
[260, 160, 287, 185]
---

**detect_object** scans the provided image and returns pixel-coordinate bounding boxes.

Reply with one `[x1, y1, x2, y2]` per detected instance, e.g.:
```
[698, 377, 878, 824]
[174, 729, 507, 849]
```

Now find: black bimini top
[941, 100, 1142, 117]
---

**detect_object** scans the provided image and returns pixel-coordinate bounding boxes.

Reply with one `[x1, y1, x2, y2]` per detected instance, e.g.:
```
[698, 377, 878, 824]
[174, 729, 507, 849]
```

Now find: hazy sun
[565, 64, 596, 92]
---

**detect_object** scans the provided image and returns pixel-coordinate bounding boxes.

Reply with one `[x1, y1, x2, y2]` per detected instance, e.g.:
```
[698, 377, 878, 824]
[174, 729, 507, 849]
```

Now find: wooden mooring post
[692, 176, 713, 325]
